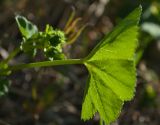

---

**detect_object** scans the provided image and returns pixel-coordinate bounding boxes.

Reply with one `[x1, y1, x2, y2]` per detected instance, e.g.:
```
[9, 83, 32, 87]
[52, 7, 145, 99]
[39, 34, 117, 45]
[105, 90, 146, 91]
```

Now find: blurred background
[0, 0, 160, 125]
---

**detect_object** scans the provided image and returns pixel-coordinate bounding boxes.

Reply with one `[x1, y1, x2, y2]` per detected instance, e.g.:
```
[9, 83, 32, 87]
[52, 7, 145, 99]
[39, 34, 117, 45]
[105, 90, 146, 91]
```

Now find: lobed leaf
[15, 15, 38, 39]
[81, 6, 142, 124]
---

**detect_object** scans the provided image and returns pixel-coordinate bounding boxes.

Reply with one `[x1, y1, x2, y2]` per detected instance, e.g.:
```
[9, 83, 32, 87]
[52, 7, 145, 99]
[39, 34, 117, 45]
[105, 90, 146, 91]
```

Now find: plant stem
[3, 47, 21, 63]
[8, 59, 84, 71]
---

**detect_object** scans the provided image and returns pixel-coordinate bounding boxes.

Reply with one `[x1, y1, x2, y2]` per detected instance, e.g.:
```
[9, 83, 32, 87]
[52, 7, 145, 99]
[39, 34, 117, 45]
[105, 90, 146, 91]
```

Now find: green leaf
[0, 62, 11, 76]
[15, 15, 38, 39]
[0, 77, 11, 96]
[81, 6, 142, 124]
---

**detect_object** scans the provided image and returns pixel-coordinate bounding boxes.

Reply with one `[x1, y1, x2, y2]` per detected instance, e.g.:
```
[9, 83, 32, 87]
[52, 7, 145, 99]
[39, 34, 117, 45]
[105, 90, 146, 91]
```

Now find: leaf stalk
[8, 59, 84, 71]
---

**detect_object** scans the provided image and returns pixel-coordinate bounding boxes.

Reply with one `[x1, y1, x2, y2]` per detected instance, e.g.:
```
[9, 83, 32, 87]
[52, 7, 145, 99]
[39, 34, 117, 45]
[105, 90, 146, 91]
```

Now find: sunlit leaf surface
[81, 6, 142, 124]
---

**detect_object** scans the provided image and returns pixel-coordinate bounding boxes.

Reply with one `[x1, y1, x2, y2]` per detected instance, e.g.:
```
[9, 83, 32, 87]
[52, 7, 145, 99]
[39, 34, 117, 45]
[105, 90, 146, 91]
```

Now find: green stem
[3, 47, 21, 63]
[8, 59, 84, 71]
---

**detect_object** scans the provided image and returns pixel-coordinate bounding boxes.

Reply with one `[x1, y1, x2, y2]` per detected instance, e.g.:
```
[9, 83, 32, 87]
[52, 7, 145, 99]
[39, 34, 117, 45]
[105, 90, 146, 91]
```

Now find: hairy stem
[8, 59, 84, 71]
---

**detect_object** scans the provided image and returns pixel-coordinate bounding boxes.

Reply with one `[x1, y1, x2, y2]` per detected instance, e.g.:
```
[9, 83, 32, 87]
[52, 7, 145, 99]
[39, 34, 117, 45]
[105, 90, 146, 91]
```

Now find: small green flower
[44, 47, 65, 60]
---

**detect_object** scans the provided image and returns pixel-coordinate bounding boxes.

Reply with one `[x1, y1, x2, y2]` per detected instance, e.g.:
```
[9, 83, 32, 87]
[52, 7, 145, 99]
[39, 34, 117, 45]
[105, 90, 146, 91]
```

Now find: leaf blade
[15, 15, 38, 39]
[81, 6, 142, 124]
[86, 6, 142, 60]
